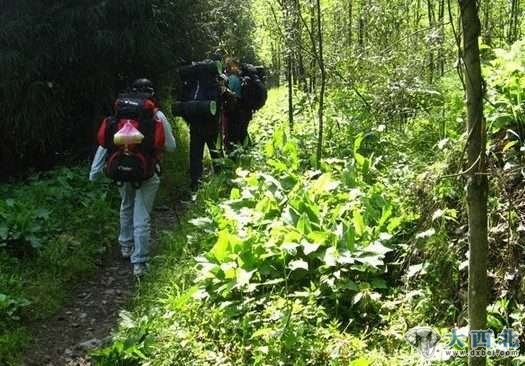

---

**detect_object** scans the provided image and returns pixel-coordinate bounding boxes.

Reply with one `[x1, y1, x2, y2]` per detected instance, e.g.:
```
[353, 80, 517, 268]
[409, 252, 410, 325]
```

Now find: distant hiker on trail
[172, 51, 224, 191]
[222, 57, 245, 154]
[223, 59, 268, 154]
[89, 78, 176, 277]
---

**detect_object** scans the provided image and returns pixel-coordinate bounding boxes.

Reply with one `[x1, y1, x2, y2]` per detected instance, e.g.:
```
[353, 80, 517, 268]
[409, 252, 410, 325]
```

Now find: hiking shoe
[133, 263, 149, 277]
[121, 246, 133, 259]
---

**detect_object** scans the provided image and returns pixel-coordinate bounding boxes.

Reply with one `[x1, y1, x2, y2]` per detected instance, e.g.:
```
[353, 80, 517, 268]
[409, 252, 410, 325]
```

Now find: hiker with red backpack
[89, 78, 176, 277]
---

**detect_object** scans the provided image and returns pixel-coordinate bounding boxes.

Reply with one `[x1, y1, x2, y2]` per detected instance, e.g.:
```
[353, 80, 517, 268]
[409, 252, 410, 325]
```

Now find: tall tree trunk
[294, 0, 307, 91]
[438, 0, 445, 76]
[427, 0, 435, 83]
[288, 54, 294, 131]
[481, 0, 492, 45]
[310, 0, 317, 92]
[315, 0, 325, 167]
[508, 0, 519, 44]
[347, 0, 353, 50]
[358, 0, 365, 51]
[460, 1, 488, 365]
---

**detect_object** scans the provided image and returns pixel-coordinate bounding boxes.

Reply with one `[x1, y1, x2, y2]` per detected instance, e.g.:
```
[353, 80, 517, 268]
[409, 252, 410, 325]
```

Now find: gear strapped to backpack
[176, 60, 222, 124]
[240, 64, 267, 111]
[97, 92, 165, 185]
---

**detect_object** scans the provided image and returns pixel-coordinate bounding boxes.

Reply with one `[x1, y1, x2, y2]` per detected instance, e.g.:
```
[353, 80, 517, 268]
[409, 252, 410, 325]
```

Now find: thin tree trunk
[358, 0, 365, 51]
[315, 0, 325, 167]
[347, 0, 353, 49]
[288, 54, 294, 131]
[460, 1, 488, 365]
[481, 0, 492, 45]
[427, 0, 435, 83]
[438, 0, 445, 76]
[310, 0, 317, 92]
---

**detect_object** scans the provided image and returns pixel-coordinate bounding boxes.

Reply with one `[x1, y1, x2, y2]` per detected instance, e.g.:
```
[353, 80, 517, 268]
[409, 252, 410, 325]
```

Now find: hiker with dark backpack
[222, 57, 244, 154]
[89, 78, 176, 277]
[172, 52, 223, 190]
[223, 61, 268, 153]
[238, 63, 267, 143]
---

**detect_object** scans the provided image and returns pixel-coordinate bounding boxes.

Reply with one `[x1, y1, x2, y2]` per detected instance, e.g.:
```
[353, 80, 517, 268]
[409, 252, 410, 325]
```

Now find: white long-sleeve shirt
[89, 110, 176, 181]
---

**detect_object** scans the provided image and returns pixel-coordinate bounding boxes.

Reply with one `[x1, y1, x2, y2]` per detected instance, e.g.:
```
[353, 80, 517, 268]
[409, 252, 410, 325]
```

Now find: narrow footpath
[23, 206, 180, 366]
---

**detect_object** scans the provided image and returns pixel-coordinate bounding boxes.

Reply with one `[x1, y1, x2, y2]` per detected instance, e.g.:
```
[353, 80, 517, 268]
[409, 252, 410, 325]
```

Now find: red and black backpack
[97, 92, 165, 185]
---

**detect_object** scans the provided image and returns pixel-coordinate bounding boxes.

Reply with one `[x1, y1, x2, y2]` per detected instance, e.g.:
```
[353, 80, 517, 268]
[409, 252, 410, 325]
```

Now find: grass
[89, 89, 430, 366]
[0, 166, 120, 365]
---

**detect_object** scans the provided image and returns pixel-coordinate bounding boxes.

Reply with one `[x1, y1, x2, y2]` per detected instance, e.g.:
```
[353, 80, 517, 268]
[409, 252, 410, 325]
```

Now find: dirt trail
[23, 205, 180, 366]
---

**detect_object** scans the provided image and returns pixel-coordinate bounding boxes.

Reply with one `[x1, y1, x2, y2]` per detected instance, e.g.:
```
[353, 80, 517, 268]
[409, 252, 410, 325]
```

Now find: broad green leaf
[251, 328, 276, 339]
[386, 216, 403, 233]
[210, 231, 231, 263]
[378, 204, 393, 227]
[220, 262, 237, 279]
[296, 213, 312, 234]
[323, 247, 338, 267]
[363, 241, 392, 256]
[355, 255, 383, 268]
[352, 209, 366, 237]
[311, 173, 340, 194]
[350, 358, 370, 366]
[341, 280, 359, 291]
[230, 187, 241, 200]
[35, 208, 50, 219]
[353, 132, 365, 153]
[354, 152, 366, 167]
[236, 268, 255, 287]
[307, 231, 331, 244]
[302, 241, 320, 256]
[288, 259, 308, 271]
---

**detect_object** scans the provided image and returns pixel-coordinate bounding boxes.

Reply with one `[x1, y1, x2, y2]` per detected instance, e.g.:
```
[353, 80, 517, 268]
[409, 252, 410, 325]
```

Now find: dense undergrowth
[4, 40, 525, 366]
[0, 167, 119, 365]
[92, 41, 525, 366]
[90, 89, 425, 365]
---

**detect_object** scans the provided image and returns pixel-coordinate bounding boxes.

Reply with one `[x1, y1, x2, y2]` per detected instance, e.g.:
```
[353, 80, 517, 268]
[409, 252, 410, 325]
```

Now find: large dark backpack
[177, 60, 222, 124]
[179, 60, 221, 101]
[97, 92, 165, 184]
[241, 64, 267, 111]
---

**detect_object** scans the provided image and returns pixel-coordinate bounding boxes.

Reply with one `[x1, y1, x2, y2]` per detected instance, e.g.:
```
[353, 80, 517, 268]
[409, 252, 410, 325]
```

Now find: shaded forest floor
[23, 206, 180, 366]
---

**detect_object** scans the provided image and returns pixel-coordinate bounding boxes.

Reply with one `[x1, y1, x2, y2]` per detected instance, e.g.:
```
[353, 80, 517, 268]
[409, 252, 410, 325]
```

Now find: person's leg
[239, 109, 253, 145]
[118, 183, 135, 258]
[189, 127, 205, 190]
[205, 130, 222, 173]
[222, 112, 231, 153]
[130, 174, 160, 269]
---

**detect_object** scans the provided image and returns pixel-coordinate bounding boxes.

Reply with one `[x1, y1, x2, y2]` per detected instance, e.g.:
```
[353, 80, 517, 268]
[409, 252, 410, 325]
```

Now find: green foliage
[0, 292, 31, 322]
[0, 200, 51, 251]
[91, 312, 156, 366]
[0, 166, 118, 363]
[192, 125, 409, 324]
[484, 40, 525, 134]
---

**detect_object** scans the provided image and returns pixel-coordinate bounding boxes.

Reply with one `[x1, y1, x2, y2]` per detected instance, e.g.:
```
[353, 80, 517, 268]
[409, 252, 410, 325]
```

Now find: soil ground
[23, 205, 180, 366]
